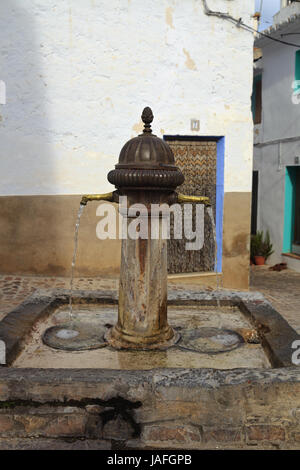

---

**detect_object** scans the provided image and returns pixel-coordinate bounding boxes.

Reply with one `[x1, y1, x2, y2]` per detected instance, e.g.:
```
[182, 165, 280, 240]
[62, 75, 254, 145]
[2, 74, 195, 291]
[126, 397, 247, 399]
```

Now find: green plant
[251, 230, 274, 260]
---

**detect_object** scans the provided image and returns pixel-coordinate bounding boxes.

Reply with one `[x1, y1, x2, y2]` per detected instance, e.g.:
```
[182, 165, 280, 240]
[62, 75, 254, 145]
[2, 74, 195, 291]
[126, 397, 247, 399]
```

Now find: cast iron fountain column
[106, 205, 175, 349]
[81, 107, 210, 350]
[105, 107, 186, 349]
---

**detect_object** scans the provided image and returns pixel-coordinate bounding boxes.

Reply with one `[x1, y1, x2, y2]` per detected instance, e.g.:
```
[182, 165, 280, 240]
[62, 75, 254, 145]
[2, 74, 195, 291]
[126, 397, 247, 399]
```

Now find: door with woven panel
[165, 138, 217, 274]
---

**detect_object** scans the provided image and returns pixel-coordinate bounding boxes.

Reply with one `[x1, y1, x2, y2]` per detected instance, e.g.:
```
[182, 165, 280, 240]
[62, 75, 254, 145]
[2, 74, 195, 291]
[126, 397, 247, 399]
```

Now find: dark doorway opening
[251, 171, 259, 235]
[292, 169, 300, 255]
[283, 166, 300, 255]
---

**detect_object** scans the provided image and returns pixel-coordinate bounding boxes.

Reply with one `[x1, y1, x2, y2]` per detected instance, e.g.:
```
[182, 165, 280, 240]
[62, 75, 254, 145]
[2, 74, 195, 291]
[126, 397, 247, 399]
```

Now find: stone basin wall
[0, 367, 299, 450]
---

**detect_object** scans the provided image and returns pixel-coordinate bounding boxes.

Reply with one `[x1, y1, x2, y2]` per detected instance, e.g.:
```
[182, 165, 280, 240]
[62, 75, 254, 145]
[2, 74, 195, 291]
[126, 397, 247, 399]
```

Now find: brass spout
[80, 191, 117, 206]
[177, 193, 211, 206]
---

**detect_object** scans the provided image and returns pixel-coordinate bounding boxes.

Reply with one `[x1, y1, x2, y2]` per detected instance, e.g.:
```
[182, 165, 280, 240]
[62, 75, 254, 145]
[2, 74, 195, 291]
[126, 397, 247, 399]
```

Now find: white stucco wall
[260, 41, 300, 143]
[254, 142, 298, 265]
[253, 36, 300, 266]
[0, 0, 254, 196]
[275, 2, 300, 25]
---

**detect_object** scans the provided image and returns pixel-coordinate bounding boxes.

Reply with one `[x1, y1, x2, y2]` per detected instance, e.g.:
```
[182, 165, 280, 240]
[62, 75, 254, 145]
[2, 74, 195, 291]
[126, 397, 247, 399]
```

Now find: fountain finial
[141, 107, 153, 133]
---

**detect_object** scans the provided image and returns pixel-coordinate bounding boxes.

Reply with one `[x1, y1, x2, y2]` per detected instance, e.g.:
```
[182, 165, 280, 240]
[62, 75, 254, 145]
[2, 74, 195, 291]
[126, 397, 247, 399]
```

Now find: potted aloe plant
[251, 230, 274, 266]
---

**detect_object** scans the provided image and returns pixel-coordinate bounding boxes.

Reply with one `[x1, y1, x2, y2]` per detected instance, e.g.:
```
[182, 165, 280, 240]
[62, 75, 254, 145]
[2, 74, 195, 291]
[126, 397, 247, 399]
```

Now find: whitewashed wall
[0, 0, 254, 196]
[254, 38, 300, 267]
[259, 41, 300, 143]
[275, 2, 300, 25]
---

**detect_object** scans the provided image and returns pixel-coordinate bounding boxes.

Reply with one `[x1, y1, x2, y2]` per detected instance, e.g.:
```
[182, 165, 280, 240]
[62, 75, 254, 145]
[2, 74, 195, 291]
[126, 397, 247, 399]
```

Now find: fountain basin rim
[0, 288, 298, 369]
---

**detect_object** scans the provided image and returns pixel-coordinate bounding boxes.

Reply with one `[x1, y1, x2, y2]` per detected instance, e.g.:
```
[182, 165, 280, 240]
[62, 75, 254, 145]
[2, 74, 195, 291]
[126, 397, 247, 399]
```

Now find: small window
[252, 75, 262, 125]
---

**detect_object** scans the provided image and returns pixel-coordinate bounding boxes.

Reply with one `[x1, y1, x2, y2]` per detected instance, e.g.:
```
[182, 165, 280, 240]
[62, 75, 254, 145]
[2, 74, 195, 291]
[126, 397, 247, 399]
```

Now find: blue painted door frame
[283, 166, 298, 253]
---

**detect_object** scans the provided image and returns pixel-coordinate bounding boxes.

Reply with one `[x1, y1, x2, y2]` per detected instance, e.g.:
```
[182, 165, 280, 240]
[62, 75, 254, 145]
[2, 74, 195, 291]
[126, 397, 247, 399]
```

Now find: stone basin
[0, 288, 299, 450]
[13, 303, 270, 370]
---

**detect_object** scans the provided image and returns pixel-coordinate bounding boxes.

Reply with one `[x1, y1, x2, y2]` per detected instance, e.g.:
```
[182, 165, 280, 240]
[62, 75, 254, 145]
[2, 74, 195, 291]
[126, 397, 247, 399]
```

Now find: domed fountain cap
[116, 107, 177, 170]
[108, 107, 184, 190]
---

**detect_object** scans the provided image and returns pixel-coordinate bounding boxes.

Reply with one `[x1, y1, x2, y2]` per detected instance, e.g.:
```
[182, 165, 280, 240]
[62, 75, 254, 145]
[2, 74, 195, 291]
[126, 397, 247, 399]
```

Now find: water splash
[206, 206, 223, 329]
[69, 203, 85, 323]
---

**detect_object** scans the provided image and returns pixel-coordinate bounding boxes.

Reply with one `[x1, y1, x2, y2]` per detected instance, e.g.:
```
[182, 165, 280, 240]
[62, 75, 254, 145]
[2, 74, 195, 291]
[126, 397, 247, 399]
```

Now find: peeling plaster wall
[274, 2, 300, 25]
[0, 1, 255, 286]
[259, 42, 300, 143]
[0, 0, 255, 196]
[253, 39, 300, 267]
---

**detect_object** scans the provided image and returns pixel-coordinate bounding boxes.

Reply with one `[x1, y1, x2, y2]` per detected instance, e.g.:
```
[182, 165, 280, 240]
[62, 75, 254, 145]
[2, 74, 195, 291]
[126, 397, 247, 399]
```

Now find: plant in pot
[251, 230, 274, 266]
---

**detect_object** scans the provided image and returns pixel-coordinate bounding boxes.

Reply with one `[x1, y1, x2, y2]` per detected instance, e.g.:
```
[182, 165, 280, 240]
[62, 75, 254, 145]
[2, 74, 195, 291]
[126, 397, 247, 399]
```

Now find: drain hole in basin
[178, 327, 244, 354]
[42, 323, 108, 351]
[55, 329, 79, 339]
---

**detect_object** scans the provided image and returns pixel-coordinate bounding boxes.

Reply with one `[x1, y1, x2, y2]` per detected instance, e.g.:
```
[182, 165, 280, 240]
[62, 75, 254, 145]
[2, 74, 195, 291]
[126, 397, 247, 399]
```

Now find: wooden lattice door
[166, 139, 217, 274]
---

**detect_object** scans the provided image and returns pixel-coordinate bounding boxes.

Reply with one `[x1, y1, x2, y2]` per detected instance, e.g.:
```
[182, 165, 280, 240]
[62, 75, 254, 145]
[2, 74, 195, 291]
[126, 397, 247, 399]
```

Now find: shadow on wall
[0, 2, 57, 275]
[0, 2, 121, 277]
[0, 1, 54, 194]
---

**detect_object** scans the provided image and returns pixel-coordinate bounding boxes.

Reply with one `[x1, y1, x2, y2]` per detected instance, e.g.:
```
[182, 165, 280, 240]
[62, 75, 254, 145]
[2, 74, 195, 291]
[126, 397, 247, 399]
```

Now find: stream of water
[206, 206, 223, 328]
[68, 203, 85, 323]
[68, 204, 221, 327]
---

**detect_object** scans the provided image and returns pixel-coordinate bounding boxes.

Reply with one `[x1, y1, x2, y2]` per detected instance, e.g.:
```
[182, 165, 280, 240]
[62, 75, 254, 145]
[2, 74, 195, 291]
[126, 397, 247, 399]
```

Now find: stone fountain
[0, 108, 299, 450]
[81, 106, 210, 351]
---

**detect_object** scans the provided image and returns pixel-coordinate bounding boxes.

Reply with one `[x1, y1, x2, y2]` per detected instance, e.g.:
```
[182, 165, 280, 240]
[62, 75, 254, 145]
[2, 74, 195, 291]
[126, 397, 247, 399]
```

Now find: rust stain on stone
[105, 97, 114, 108]
[183, 49, 197, 71]
[47, 264, 67, 276]
[132, 121, 143, 134]
[138, 238, 147, 276]
[223, 233, 249, 257]
[165, 7, 174, 29]
[158, 295, 168, 329]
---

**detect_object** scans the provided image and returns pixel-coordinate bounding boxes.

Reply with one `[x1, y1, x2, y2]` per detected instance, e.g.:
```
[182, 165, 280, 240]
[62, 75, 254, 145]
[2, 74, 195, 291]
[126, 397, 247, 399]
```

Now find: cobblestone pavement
[250, 265, 300, 334]
[0, 275, 119, 321]
[0, 267, 299, 333]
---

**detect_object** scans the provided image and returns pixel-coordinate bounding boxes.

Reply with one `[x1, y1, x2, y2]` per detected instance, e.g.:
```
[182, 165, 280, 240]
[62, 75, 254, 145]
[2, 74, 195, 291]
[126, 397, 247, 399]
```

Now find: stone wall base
[0, 367, 299, 450]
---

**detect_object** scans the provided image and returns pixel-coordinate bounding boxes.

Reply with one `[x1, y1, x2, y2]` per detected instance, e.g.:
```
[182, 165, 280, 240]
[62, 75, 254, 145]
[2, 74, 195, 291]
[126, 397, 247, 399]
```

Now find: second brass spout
[177, 193, 211, 206]
[81, 191, 118, 206]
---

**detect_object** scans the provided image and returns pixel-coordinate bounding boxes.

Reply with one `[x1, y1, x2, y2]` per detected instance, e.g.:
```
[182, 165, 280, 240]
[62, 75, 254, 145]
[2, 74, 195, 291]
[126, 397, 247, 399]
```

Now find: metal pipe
[80, 192, 117, 205]
[177, 193, 211, 205]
